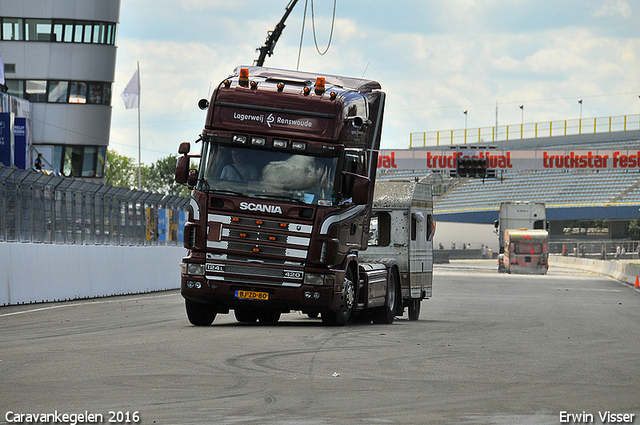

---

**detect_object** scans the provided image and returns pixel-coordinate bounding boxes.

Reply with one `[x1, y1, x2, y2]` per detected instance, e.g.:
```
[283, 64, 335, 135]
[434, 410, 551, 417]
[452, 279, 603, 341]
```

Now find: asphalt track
[1, 261, 639, 425]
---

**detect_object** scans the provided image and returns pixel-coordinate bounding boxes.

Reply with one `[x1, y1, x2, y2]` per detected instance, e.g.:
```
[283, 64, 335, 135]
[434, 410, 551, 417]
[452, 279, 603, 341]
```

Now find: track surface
[1, 261, 639, 424]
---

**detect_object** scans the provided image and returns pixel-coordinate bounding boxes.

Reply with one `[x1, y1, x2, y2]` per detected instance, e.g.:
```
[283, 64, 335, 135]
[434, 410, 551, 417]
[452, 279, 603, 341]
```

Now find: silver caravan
[362, 178, 436, 321]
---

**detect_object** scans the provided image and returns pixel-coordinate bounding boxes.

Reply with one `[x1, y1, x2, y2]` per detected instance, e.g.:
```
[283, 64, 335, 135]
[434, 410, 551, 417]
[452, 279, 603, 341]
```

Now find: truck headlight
[304, 274, 334, 286]
[186, 263, 205, 276]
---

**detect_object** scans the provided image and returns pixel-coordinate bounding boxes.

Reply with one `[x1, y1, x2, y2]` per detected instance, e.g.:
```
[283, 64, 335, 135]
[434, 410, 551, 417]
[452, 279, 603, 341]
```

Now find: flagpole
[137, 61, 141, 189]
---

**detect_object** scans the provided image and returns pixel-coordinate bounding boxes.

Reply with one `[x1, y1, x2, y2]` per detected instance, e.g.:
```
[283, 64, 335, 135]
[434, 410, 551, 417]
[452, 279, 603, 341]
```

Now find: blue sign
[178, 210, 186, 243]
[158, 209, 167, 243]
[0, 113, 11, 166]
[14, 117, 27, 169]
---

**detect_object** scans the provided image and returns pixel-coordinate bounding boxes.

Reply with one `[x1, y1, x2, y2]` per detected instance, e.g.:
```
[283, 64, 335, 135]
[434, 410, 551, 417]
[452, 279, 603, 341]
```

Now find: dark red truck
[175, 65, 422, 325]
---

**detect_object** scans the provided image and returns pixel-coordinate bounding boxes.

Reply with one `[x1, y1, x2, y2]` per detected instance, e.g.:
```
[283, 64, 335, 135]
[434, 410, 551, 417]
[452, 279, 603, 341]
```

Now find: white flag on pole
[121, 69, 139, 109]
[0, 53, 5, 85]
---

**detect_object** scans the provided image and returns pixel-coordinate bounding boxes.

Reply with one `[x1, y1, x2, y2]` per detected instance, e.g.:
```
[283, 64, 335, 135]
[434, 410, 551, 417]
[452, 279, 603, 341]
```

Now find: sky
[110, 0, 640, 165]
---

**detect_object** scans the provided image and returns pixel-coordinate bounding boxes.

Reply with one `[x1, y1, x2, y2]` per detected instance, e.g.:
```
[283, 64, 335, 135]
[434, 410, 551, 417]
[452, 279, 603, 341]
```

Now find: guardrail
[549, 240, 640, 261]
[0, 164, 189, 246]
[410, 114, 640, 147]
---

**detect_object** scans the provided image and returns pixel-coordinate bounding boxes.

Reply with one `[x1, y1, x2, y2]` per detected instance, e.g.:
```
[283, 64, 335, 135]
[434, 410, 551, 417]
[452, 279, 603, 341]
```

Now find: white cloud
[591, 0, 632, 18]
[111, 0, 640, 161]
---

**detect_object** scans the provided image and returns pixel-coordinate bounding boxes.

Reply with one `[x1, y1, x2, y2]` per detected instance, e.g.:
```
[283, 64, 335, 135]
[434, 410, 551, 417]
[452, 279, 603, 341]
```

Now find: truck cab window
[341, 152, 363, 200]
[198, 140, 338, 206]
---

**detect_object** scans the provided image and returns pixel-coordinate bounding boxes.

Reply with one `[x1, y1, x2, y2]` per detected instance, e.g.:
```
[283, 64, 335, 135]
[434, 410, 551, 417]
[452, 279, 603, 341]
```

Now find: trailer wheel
[185, 299, 217, 326]
[373, 268, 398, 324]
[408, 298, 421, 321]
[234, 308, 258, 323]
[322, 269, 355, 326]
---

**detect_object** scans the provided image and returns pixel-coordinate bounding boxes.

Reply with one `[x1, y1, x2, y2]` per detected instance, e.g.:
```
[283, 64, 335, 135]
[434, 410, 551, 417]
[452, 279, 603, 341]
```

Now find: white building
[0, 0, 120, 178]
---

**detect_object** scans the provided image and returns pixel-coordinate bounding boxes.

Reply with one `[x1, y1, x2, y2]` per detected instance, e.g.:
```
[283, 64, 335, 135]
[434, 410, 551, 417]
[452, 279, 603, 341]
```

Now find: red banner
[377, 149, 640, 171]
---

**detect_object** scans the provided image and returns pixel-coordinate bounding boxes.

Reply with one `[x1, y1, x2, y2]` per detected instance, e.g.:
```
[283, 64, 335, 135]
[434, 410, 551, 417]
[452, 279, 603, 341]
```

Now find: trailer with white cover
[362, 177, 436, 321]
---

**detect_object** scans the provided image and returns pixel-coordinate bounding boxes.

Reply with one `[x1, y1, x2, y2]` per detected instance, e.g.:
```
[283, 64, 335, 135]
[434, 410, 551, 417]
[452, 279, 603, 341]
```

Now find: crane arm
[254, 0, 299, 67]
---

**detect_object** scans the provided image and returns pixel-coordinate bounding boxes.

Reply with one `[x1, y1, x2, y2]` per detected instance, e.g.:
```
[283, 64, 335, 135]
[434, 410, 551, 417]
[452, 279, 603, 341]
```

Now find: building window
[88, 83, 103, 104]
[54, 145, 106, 178]
[6, 80, 23, 98]
[25, 19, 52, 41]
[26, 80, 48, 102]
[0, 17, 116, 45]
[6, 79, 112, 105]
[1, 18, 23, 40]
[48, 81, 69, 103]
[52, 20, 75, 43]
[70, 82, 88, 104]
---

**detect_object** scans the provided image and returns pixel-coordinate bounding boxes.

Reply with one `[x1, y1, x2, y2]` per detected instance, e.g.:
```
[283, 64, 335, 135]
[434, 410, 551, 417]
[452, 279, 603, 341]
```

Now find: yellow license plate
[235, 290, 269, 301]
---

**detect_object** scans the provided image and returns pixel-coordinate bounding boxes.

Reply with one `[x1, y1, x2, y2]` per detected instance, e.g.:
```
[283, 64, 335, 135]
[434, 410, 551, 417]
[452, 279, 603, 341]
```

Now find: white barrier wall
[550, 255, 640, 287]
[0, 243, 185, 306]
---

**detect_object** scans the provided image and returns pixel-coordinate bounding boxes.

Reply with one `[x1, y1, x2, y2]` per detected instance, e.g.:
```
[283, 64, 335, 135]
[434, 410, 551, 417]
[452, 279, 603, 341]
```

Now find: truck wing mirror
[178, 142, 191, 155]
[188, 169, 198, 188]
[175, 155, 190, 184]
[350, 173, 371, 205]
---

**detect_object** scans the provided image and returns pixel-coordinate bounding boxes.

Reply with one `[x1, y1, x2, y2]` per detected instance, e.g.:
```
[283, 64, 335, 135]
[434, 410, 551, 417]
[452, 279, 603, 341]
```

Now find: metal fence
[0, 165, 189, 246]
[410, 113, 640, 147]
[549, 240, 640, 261]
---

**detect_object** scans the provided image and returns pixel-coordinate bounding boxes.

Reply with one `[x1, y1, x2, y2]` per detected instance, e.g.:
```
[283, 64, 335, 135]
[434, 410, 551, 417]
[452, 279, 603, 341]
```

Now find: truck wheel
[408, 298, 421, 321]
[257, 309, 281, 324]
[373, 268, 398, 324]
[185, 299, 217, 326]
[322, 269, 355, 326]
[234, 308, 258, 323]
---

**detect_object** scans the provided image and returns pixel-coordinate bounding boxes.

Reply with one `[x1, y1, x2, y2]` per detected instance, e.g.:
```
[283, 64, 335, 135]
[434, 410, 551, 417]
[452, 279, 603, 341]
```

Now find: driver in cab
[220, 149, 259, 181]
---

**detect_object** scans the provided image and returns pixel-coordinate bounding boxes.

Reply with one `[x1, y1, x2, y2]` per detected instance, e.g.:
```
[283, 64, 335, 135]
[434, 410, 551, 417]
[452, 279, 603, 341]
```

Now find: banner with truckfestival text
[377, 149, 640, 171]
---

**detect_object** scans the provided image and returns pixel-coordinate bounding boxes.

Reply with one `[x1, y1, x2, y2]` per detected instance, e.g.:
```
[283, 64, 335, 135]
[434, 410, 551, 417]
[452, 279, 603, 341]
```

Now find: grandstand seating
[376, 130, 640, 219]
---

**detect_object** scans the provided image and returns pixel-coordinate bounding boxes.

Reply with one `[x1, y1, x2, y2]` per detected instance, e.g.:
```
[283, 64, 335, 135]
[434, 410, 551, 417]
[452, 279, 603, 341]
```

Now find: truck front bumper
[181, 274, 341, 313]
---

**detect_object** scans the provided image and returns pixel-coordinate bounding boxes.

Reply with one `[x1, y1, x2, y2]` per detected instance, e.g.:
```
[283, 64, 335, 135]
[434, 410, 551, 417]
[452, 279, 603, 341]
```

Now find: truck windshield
[197, 142, 338, 206]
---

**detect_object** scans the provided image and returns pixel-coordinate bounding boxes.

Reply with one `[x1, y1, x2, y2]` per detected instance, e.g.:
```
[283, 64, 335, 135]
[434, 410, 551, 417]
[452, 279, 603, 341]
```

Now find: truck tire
[373, 268, 398, 324]
[185, 299, 217, 326]
[322, 269, 355, 326]
[234, 308, 258, 323]
[408, 298, 421, 321]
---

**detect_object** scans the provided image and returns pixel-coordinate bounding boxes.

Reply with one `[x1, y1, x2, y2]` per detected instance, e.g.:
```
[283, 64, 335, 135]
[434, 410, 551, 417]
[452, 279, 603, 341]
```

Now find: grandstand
[377, 129, 640, 244]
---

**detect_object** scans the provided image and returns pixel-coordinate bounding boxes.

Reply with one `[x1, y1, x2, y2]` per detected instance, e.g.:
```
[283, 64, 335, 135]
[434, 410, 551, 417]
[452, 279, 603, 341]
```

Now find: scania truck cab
[176, 66, 400, 325]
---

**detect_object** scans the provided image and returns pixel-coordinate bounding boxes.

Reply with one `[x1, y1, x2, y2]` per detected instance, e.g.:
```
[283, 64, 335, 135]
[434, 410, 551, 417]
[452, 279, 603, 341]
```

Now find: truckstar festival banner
[377, 149, 640, 171]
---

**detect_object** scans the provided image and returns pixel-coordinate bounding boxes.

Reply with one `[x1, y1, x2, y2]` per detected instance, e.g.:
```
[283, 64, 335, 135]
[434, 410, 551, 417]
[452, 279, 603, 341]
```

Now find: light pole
[519, 104, 524, 138]
[463, 109, 468, 143]
[578, 99, 583, 134]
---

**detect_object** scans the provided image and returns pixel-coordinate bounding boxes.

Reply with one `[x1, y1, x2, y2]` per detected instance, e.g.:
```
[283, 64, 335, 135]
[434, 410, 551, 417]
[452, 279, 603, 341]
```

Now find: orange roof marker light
[315, 77, 326, 95]
[239, 68, 250, 87]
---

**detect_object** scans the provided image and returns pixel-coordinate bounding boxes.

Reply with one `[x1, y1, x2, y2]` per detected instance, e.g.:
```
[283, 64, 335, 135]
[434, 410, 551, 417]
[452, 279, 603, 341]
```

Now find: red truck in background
[175, 65, 433, 326]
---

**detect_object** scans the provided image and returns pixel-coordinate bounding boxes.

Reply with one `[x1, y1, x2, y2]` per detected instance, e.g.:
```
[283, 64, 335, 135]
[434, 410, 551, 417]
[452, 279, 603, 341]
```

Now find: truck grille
[205, 212, 312, 287]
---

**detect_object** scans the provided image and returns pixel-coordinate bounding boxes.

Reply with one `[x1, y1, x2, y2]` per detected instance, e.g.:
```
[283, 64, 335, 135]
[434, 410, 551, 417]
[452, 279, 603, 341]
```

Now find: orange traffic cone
[635, 276, 639, 288]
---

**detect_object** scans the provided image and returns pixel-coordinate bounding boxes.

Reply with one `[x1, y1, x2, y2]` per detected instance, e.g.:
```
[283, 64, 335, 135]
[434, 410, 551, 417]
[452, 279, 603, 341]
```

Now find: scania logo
[239, 202, 283, 214]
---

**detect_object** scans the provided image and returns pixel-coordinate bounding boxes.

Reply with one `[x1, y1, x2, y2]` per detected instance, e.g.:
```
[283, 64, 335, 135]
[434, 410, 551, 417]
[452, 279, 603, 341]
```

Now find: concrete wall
[0, 243, 184, 306]
[550, 255, 640, 288]
[433, 222, 498, 252]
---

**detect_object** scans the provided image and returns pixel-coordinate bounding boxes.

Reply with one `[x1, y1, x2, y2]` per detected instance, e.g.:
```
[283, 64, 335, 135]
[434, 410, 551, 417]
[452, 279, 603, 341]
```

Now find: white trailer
[362, 177, 435, 321]
[494, 201, 547, 272]
[503, 229, 549, 275]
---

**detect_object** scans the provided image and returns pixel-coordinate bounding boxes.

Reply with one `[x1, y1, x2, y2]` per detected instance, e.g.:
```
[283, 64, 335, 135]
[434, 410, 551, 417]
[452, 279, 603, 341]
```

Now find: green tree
[627, 220, 640, 238]
[105, 149, 137, 188]
[105, 149, 191, 197]
[147, 154, 188, 196]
